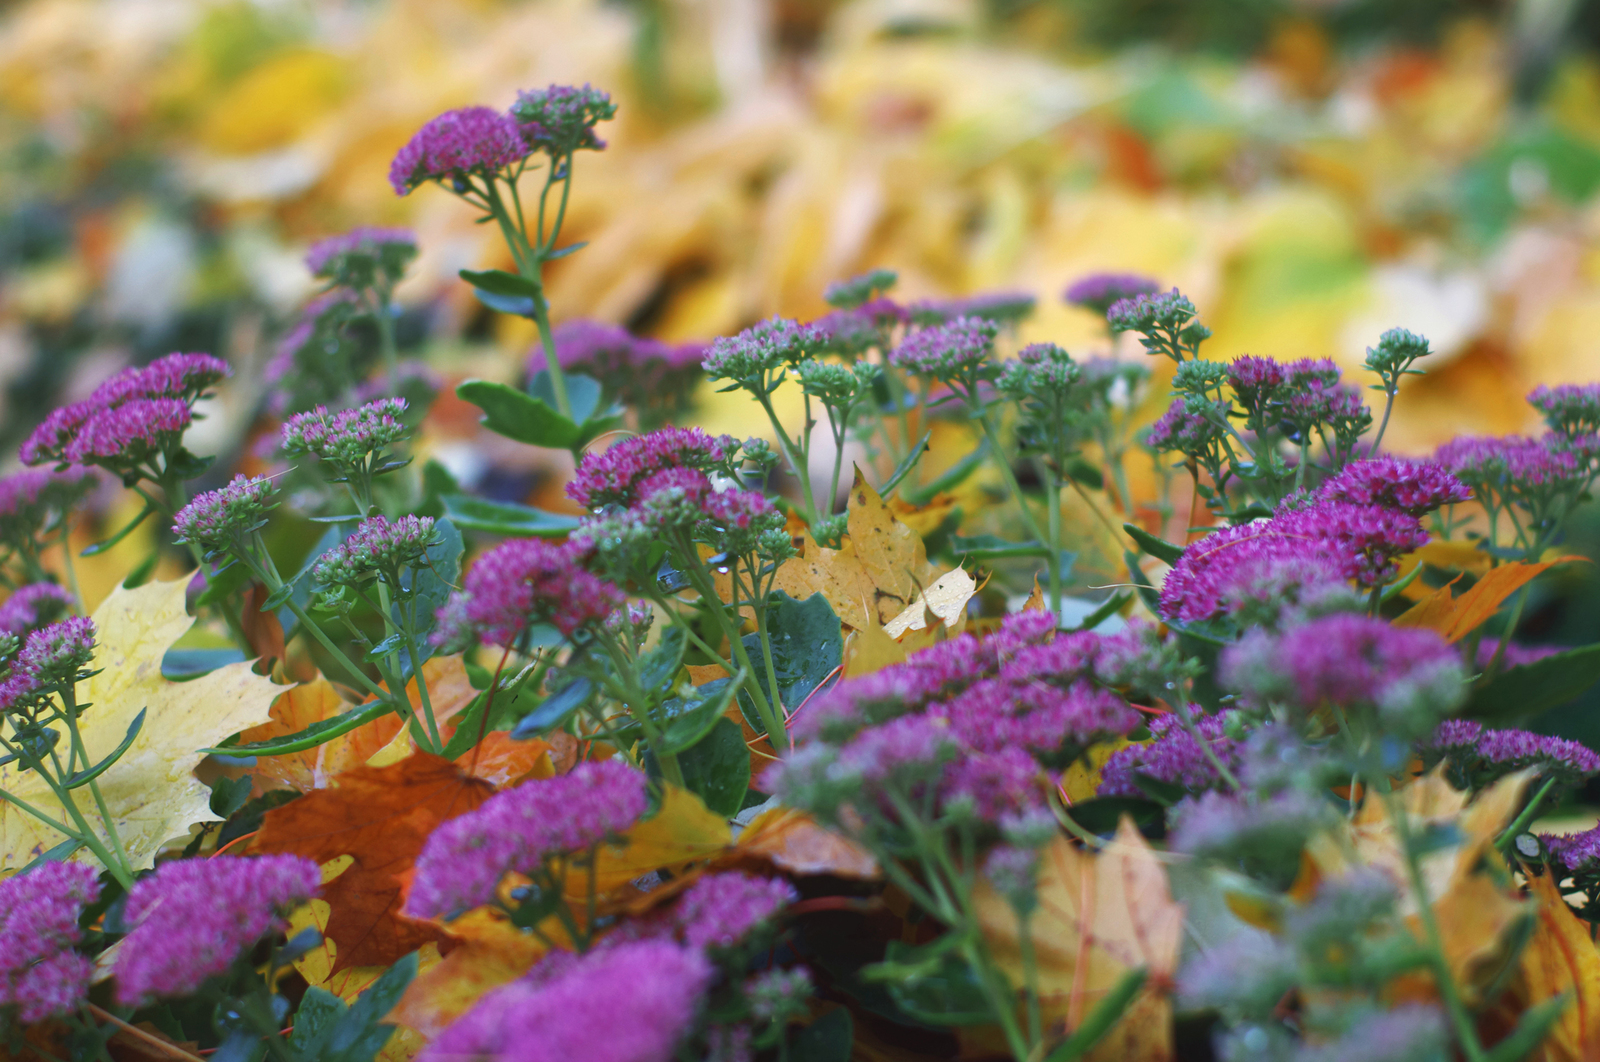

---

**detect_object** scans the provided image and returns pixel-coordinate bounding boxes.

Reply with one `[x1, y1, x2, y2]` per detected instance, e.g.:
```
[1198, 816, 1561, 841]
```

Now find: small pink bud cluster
[305, 226, 416, 285]
[281, 398, 411, 467]
[0, 862, 101, 1022]
[22, 353, 228, 469]
[313, 514, 436, 587]
[567, 427, 736, 510]
[889, 316, 999, 379]
[0, 584, 73, 639]
[0, 617, 97, 713]
[114, 855, 320, 1006]
[390, 106, 528, 195]
[432, 537, 625, 649]
[419, 939, 710, 1062]
[170, 475, 280, 556]
[406, 760, 649, 919]
[0, 467, 98, 551]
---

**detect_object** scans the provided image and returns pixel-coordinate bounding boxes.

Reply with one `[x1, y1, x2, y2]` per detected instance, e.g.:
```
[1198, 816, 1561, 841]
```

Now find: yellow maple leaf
[0, 577, 280, 874]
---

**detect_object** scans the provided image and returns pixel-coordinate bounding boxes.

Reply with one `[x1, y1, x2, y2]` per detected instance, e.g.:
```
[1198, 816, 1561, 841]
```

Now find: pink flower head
[1098, 711, 1242, 798]
[1221, 614, 1463, 724]
[702, 487, 778, 537]
[281, 398, 411, 466]
[125, 352, 231, 401]
[0, 467, 98, 548]
[1272, 501, 1429, 587]
[568, 427, 736, 510]
[940, 747, 1044, 822]
[1159, 522, 1349, 625]
[1426, 719, 1600, 786]
[673, 872, 797, 950]
[1225, 355, 1287, 411]
[114, 855, 319, 1006]
[433, 537, 624, 648]
[1000, 630, 1101, 685]
[939, 679, 1138, 760]
[1063, 273, 1161, 316]
[20, 403, 97, 466]
[1145, 399, 1222, 454]
[420, 939, 710, 1062]
[63, 398, 191, 465]
[389, 106, 528, 195]
[510, 84, 617, 155]
[171, 475, 280, 555]
[0, 584, 73, 639]
[305, 226, 417, 281]
[1542, 825, 1600, 874]
[1317, 457, 1471, 516]
[407, 759, 649, 919]
[836, 714, 957, 782]
[889, 316, 999, 379]
[635, 466, 714, 517]
[1528, 382, 1600, 439]
[0, 862, 100, 1022]
[313, 514, 437, 586]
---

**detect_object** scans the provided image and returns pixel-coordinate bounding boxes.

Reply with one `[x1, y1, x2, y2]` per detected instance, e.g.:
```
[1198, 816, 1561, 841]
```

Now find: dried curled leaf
[0, 578, 280, 873]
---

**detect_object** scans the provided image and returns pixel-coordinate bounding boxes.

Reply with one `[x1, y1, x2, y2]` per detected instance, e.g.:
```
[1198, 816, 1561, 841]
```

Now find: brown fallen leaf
[973, 817, 1184, 1061]
[723, 804, 879, 879]
[772, 467, 938, 630]
[251, 752, 495, 972]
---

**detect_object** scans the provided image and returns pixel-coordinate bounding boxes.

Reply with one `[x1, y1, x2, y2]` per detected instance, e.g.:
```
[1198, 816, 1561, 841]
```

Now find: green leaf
[441, 494, 582, 538]
[1046, 967, 1147, 1061]
[198, 699, 396, 758]
[638, 626, 688, 694]
[739, 592, 843, 738]
[289, 987, 348, 1059]
[790, 1007, 854, 1062]
[195, 560, 252, 609]
[20, 838, 84, 873]
[1063, 795, 1165, 836]
[1465, 643, 1600, 722]
[396, 518, 463, 675]
[81, 502, 154, 559]
[275, 522, 358, 624]
[323, 951, 418, 1062]
[950, 533, 1051, 560]
[867, 939, 993, 1026]
[1064, 456, 1104, 489]
[530, 371, 602, 425]
[659, 673, 744, 755]
[881, 429, 932, 497]
[208, 773, 254, 819]
[1132, 771, 1188, 807]
[456, 379, 580, 449]
[902, 442, 987, 506]
[510, 678, 595, 739]
[544, 240, 589, 261]
[669, 717, 750, 817]
[459, 268, 539, 297]
[161, 648, 246, 680]
[1122, 523, 1184, 565]
[417, 458, 462, 519]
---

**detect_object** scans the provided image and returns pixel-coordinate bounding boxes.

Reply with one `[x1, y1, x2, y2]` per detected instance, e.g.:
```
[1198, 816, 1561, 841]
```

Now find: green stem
[746, 561, 790, 753]
[1016, 909, 1043, 1046]
[246, 550, 387, 701]
[680, 548, 786, 751]
[757, 392, 817, 525]
[1045, 468, 1063, 623]
[1368, 383, 1398, 457]
[60, 686, 134, 880]
[400, 600, 443, 754]
[1497, 776, 1557, 855]
[1483, 586, 1531, 682]
[57, 522, 83, 611]
[373, 286, 400, 397]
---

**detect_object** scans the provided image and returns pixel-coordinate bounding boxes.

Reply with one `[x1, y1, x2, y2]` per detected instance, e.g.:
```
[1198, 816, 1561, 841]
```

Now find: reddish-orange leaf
[251, 752, 494, 972]
[239, 677, 404, 795]
[1395, 559, 1583, 643]
[725, 805, 878, 879]
[1509, 870, 1600, 1060]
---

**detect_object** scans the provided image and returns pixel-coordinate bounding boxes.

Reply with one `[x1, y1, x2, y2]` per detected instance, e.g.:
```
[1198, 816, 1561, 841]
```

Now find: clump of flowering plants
[4, 80, 1600, 1062]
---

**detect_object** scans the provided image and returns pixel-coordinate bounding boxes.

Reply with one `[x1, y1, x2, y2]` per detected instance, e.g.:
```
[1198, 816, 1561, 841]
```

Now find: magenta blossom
[1316, 457, 1470, 516]
[0, 862, 100, 1022]
[433, 537, 624, 648]
[567, 427, 736, 510]
[114, 856, 319, 1005]
[673, 872, 798, 951]
[1098, 711, 1243, 798]
[389, 106, 528, 195]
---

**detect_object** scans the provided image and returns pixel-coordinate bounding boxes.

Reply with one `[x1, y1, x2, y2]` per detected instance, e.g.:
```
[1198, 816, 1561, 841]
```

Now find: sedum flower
[824, 269, 898, 309]
[1176, 932, 1298, 1020]
[170, 475, 280, 557]
[0, 584, 73, 640]
[703, 318, 826, 388]
[889, 316, 999, 380]
[1098, 711, 1243, 798]
[567, 427, 736, 510]
[389, 106, 529, 195]
[281, 398, 411, 468]
[419, 939, 710, 1062]
[312, 514, 437, 588]
[1315, 457, 1470, 516]
[511, 84, 618, 155]
[1528, 382, 1600, 439]
[406, 760, 648, 919]
[306, 227, 416, 289]
[432, 537, 624, 648]
[1423, 719, 1600, 794]
[0, 862, 100, 1022]
[673, 872, 798, 951]
[0, 467, 97, 553]
[114, 855, 320, 1006]
[1064, 272, 1161, 317]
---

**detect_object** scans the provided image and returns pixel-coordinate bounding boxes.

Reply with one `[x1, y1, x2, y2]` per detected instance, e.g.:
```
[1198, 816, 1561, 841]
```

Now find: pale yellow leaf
[0, 578, 280, 873]
[882, 566, 976, 638]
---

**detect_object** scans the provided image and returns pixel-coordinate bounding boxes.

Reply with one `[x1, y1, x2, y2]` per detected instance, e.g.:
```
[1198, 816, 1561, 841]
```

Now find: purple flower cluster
[170, 474, 280, 556]
[907, 291, 1035, 327]
[1145, 399, 1223, 455]
[702, 318, 826, 384]
[511, 84, 617, 155]
[1106, 288, 1200, 338]
[305, 226, 416, 283]
[0, 467, 97, 551]
[1316, 457, 1470, 516]
[0, 584, 73, 639]
[1221, 614, 1463, 727]
[114, 855, 320, 1006]
[1541, 825, 1600, 874]
[312, 514, 436, 586]
[406, 760, 649, 919]
[433, 537, 624, 647]
[281, 398, 411, 466]
[1435, 434, 1584, 495]
[567, 427, 736, 510]
[22, 353, 228, 469]
[0, 617, 97, 712]
[812, 300, 905, 358]
[673, 872, 798, 951]
[889, 316, 999, 380]
[776, 613, 1139, 828]
[1098, 711, 1242, 797]
[1064, 272, 1161, 317]
[1424, 719, 1600, 792]
[546, 319, 703, 408]
[1528, 382, 1600, 438]
[420, 939, 710, 1062]
[389, 106, 528, 195]
[1272, 502, 1429, 587]
[1473, 638, 1560, 670]
[0, 862, 100, 1022]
